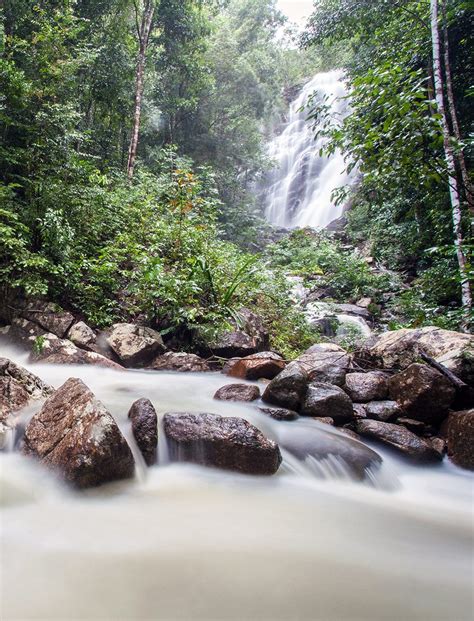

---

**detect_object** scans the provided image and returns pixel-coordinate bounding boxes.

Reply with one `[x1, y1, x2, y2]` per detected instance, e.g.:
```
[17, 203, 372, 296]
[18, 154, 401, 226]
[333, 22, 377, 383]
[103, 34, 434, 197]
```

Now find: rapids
[1, 341, 473, 620]
[263, 70, 356, 229]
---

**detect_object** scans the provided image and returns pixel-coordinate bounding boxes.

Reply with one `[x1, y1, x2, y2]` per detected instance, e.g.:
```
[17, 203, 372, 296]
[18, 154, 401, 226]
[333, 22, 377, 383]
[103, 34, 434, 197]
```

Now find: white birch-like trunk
[430, 0, 472, 331]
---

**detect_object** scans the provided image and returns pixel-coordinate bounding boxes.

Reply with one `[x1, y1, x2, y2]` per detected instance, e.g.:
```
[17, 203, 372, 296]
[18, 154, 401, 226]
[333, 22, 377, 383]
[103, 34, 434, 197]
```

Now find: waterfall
[264, 70, 354, 229]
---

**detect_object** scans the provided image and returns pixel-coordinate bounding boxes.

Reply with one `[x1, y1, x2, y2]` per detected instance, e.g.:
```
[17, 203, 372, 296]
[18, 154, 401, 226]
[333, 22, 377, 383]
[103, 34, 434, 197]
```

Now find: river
[1, 341, 473, 620]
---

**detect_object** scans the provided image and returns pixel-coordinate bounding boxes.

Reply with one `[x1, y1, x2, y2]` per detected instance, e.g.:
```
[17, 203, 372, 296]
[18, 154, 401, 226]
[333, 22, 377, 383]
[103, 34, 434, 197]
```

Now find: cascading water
[264, 70, 355, 229]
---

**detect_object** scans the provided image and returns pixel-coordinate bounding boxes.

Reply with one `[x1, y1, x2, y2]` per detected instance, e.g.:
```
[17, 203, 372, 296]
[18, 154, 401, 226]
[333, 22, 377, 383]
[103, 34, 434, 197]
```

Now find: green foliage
[265, 229, 392, 302]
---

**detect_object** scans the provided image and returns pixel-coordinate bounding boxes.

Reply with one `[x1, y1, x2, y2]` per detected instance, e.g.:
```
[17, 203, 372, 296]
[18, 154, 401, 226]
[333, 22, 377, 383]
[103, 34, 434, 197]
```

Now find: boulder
[128, 398, 158, 466]
[262, 364, 308, 411]
[294, 343, 351, 386]
[9, 317, 46, 348]
[0, 357, 53, 418]
[258, 406, 299, 421]
[227, 352, 286, 381]
[344, 371, 389, 402]
[300, 382, 354, 424]
[23, 378, 135, 488]
[214, 383, 261, 402]
[67, 321, 97, 352]
[149, 352, 210, 372]
[211, 309, 268, 358]
[389, 363, 455, 423]
[163, 412, 281, 475]
[211, 331, 259, 358]
[21, 300, 75, 339]
[364, 400, 401, 422]
[277, 423, 382, 480]
[106, 323, 165, 367]
[29, 334, 122, 369]
[335, 303, 372, 320]
[430, 437, 447, 458]
[358, 327, 474, 386]
[445, 409, 474, 470]
[355, 419, 442, 463]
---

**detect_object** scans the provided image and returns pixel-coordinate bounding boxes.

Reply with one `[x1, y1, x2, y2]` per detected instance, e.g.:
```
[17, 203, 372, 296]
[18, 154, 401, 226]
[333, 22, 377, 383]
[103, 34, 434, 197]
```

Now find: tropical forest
[1, 1, 473, 619]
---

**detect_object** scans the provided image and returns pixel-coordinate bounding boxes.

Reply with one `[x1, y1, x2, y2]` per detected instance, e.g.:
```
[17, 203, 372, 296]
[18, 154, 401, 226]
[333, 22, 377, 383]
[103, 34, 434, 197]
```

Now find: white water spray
[264, 70, 355, 229]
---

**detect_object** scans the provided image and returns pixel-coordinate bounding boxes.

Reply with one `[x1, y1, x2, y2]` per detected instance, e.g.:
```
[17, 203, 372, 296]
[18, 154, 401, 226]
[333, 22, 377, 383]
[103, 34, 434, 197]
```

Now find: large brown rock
[0, 357, 53, 418]
[21, 301, 75, 339]
[300, 382, 354, 424]
[227, 352, 286, 380]
[214, 383, 261, 402]
[149, 352, 211, 372]
[163, 412, 281, 475]
[344, 371, 389, 402]
[277, 423, 382, 480]
[106, 323, 166, 367]
[445, 409, 474, 470]
[355, 419, 442, 463]
[389, 363, 455, 424]
[262, 363, 309, 411]
[358, 327, 474, 386]
[294, 343, 351, 387]
[67, 321, 97, 352]
[23, 378, 135, 488]
[128, 398, 158, 466]
[30, 334, 122, 369]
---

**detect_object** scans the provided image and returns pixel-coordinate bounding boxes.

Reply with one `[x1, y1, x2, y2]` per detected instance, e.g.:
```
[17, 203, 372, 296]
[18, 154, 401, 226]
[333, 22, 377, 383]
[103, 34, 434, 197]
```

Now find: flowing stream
[1, 341, 473, 620]
[263, 70, 355, 229]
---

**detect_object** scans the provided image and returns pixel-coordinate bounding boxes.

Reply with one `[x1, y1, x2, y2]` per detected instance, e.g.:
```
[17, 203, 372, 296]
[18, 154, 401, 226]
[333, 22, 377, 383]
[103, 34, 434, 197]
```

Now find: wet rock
[389, 363, 455, 424]
[149, 352, 210, 372]
[21, 301, 75, 339]
[262, 364, 308, 410]
[30, 334, 122, 369]
[294, 343, 351, 386]
[355, 419, 442, 463]
[258, 406, 299, 421]
[23, 378, 135, 488]
[211, 331, 260, 358]
[300, 382, 354, 424]
[335, 304, 372, 320]
[352, 403, 368, 419]
[67, 321, 97, 352]
[396, 417, 431, 435]
[163, 412, 281, 475]
[106, 323, 166, 367]
[0, 357, 53, 418]
[312, 417, 335, 426]
[128, 398, 158, 466]
[358, 327, 474, 386]
[278, 423, 382, 480]
[339, 427, 362, 441]
[214, 383, 261, 402]
[227, 352, 286, 381]
[365, 400, 401, 422]
[430, 437, 447, 458]
[445, 409, 474, 470]
[344, 371, 389, 402]
[211, 309, 269, 358]
[9, 317, 46, 348]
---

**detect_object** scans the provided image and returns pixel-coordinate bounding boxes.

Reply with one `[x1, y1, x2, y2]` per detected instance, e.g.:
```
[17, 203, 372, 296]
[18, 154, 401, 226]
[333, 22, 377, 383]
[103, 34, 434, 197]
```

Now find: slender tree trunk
[430, 0, 472, 331]
[441, 0, 474, 216]
[127, 0, 155, 179]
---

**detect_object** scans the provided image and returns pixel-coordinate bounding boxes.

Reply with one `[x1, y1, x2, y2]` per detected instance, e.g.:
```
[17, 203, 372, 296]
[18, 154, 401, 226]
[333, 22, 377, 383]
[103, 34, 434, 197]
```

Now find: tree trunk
[441, 0, 474, 216]
[430, 0, 472, 331]
[127, 0, 155, 179]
